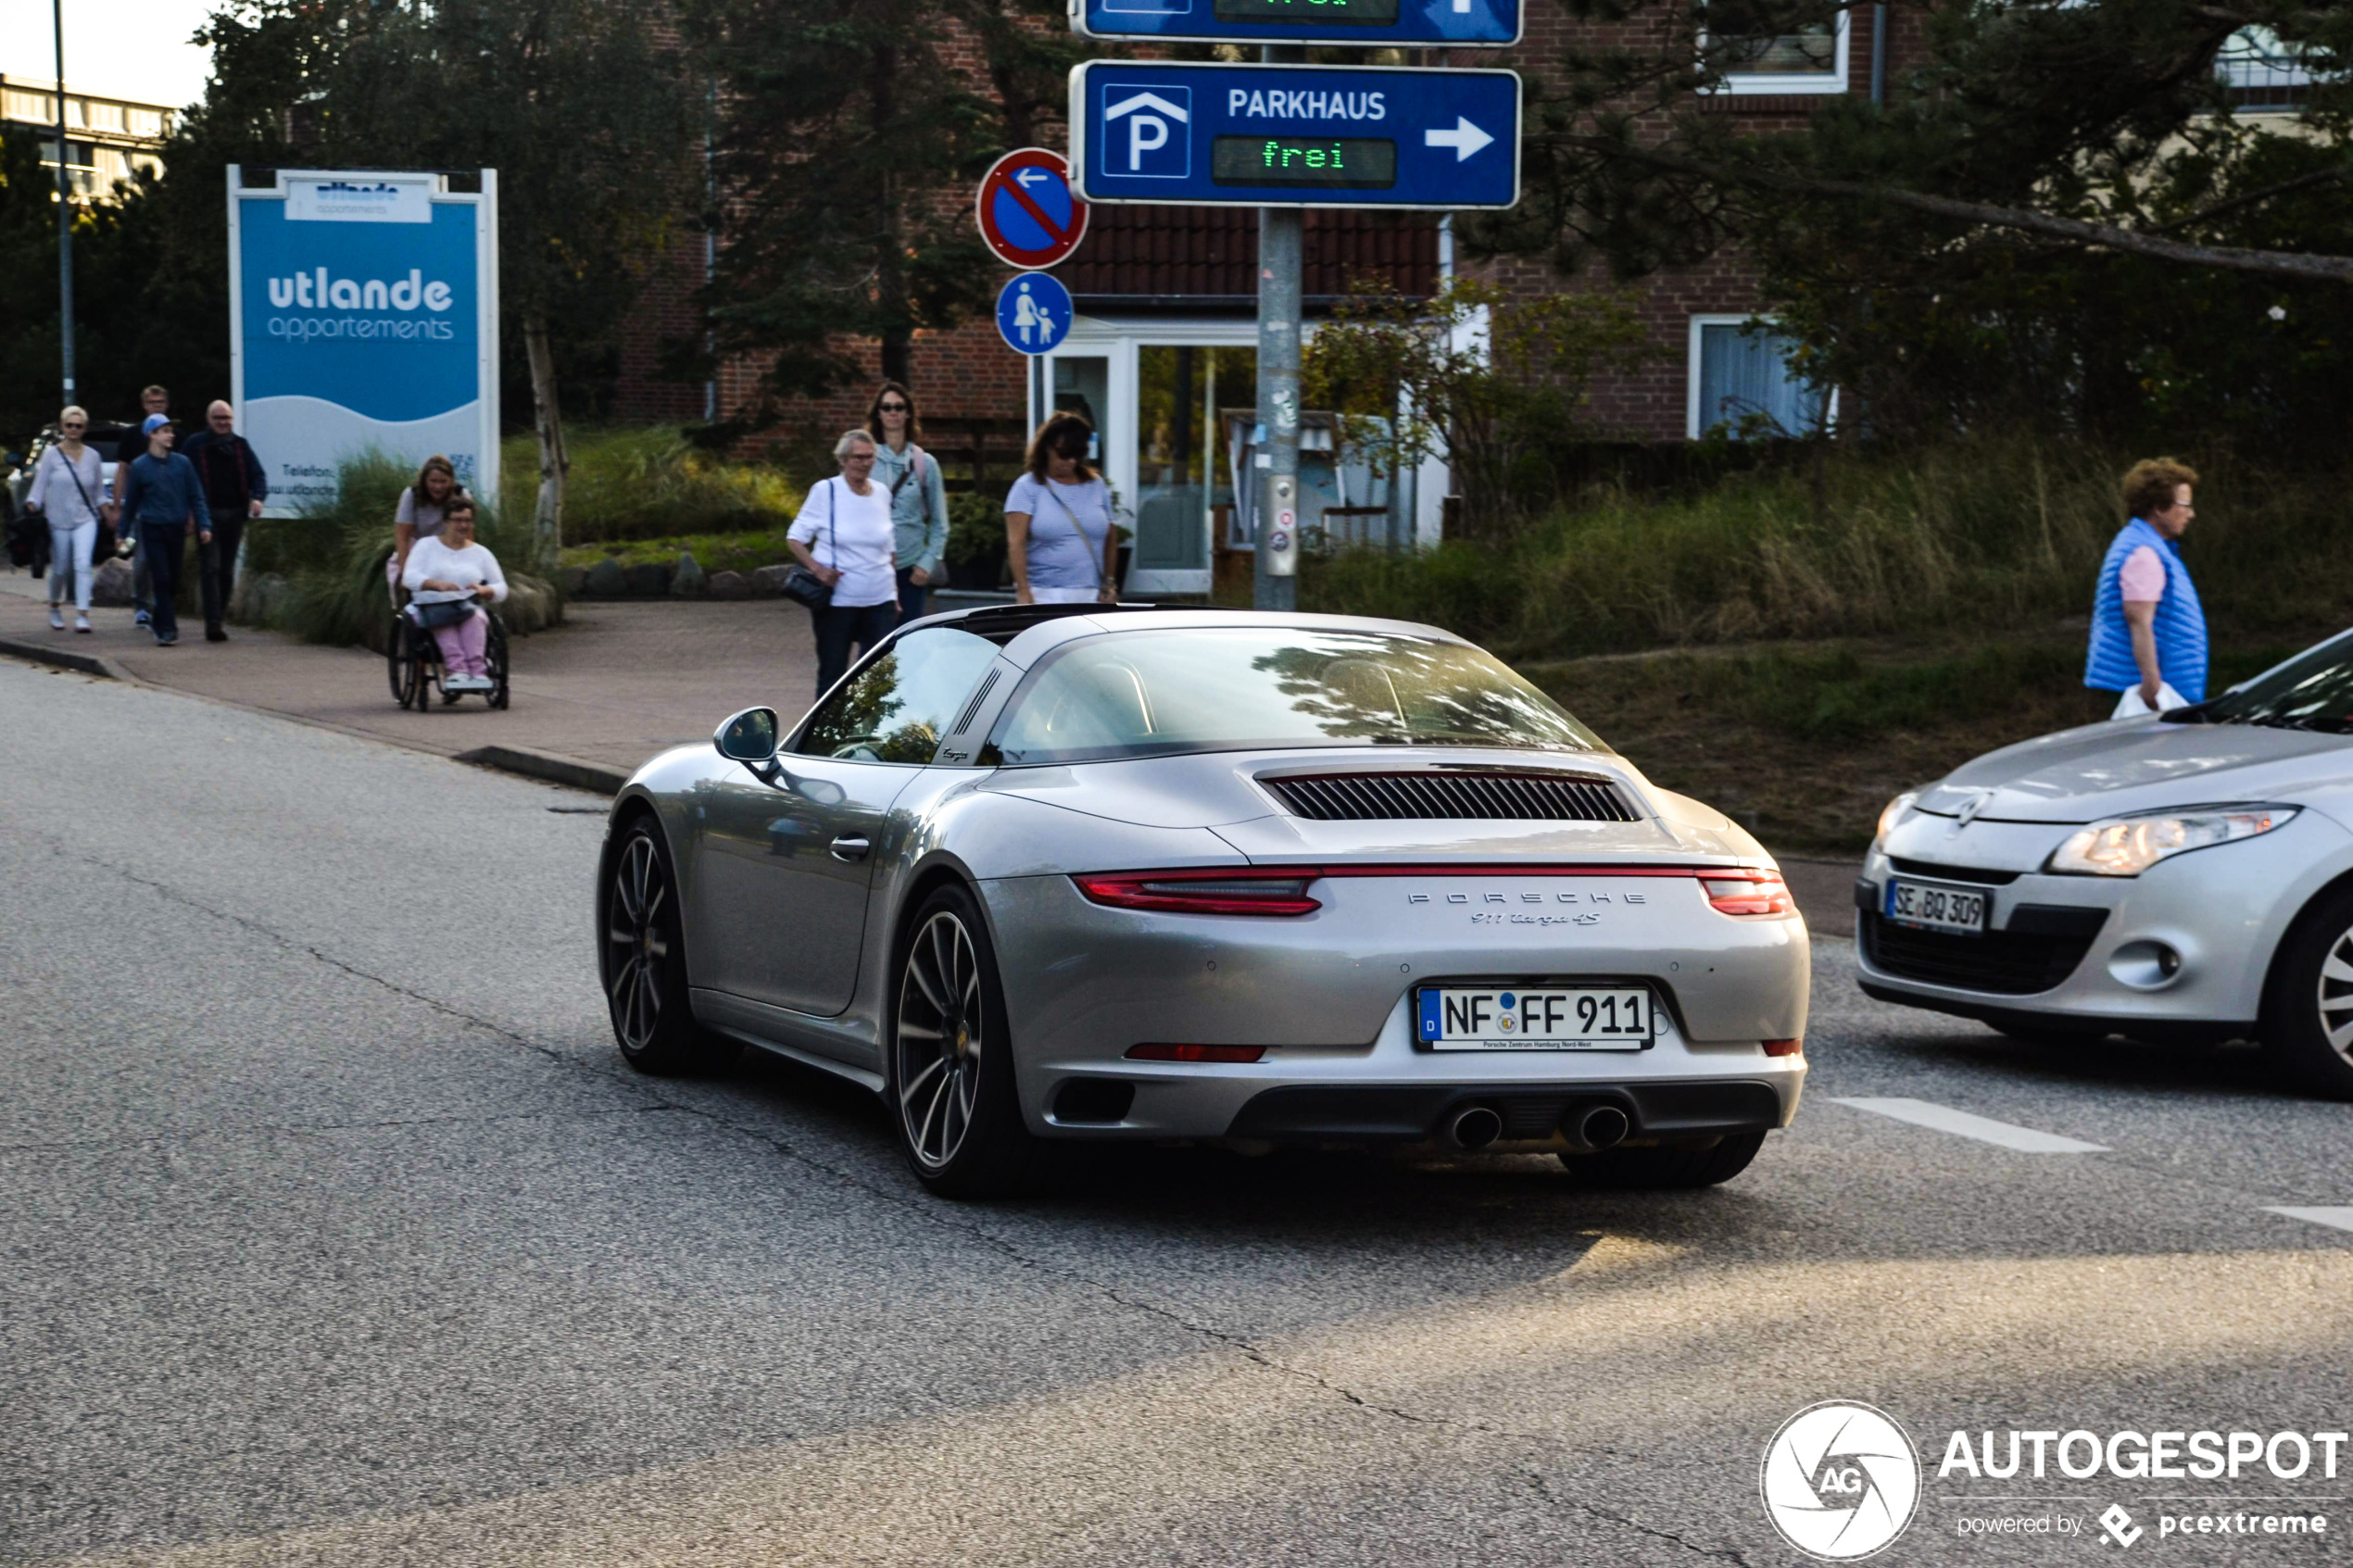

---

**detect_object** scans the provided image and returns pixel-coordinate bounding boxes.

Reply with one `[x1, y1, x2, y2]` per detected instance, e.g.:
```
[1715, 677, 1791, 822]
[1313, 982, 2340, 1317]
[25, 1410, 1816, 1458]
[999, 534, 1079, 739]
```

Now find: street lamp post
[54, 0, 76, 403]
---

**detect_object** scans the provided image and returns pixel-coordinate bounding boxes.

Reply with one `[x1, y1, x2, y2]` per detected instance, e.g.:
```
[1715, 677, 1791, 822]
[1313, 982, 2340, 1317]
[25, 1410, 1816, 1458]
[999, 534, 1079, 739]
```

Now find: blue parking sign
[995, 272, 1073, 357]
[1101, 84, 1193, 180]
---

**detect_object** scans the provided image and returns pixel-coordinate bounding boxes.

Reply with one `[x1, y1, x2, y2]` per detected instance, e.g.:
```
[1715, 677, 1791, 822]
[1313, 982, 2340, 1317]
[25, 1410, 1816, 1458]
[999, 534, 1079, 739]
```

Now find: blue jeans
[141, 522, 186, 640]
[896, 568, 930, 627]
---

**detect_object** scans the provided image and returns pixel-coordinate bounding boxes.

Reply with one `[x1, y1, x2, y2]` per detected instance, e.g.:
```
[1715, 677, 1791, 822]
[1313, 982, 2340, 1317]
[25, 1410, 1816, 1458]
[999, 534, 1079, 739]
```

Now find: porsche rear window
[985, 629, 1604, 764]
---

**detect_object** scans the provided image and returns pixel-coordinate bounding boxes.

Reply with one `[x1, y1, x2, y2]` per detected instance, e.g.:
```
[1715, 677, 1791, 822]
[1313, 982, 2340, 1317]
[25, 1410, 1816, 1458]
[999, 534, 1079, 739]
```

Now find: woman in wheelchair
[399, 498, 506, 693]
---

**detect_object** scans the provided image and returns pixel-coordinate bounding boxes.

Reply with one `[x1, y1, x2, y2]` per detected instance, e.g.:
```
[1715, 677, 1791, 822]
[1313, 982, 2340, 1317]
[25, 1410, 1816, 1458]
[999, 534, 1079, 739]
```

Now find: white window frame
[1706, 8, 1850, 95]
[1686, 314, 1839, 439]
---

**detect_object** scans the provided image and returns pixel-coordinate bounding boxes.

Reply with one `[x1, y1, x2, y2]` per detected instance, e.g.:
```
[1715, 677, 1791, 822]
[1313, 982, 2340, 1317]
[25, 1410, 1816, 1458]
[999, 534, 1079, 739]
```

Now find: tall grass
[243, 451, 539, 646]
[1310, 437, 2353, 659]
[500, 426, 797, 543]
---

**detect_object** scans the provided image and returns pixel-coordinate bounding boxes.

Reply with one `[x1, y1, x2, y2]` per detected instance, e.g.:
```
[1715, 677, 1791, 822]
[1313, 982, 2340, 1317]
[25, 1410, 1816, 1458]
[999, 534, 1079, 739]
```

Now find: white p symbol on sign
[1104, 88, 1191, 178]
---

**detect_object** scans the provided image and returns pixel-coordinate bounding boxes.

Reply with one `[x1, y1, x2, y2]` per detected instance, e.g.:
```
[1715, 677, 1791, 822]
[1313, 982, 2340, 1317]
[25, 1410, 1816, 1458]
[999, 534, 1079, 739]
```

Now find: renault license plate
[1416, 986, 1654, 1051]
[1883, 877, 1987, 935]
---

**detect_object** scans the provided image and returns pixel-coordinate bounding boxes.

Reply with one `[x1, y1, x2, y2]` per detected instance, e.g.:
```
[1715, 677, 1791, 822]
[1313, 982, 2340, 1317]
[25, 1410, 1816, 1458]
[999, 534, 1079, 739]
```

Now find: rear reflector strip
[1073, 869, 1321, 916]
[1763, 1037, 1804, 1058]
[1126, 1043, 1267, 1063]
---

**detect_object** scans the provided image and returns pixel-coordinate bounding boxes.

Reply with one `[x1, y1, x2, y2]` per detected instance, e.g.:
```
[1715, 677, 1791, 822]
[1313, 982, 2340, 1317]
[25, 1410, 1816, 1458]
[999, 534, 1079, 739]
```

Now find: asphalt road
[6, 655, 2353, 1567]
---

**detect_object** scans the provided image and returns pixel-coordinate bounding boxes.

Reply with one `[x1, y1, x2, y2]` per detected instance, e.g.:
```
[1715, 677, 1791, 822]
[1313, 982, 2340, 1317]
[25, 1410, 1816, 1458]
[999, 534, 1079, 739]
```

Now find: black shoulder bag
[783, 478, 837, 609]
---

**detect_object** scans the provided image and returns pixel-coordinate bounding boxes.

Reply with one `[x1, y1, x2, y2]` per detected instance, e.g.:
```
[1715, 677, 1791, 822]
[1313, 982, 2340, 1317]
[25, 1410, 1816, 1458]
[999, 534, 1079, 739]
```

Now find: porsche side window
[796, 627, 1000, 763]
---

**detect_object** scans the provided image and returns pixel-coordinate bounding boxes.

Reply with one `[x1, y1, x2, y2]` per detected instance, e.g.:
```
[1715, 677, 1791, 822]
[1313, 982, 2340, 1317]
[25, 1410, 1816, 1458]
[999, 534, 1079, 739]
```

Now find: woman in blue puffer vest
[2085, 458, 2206, 720]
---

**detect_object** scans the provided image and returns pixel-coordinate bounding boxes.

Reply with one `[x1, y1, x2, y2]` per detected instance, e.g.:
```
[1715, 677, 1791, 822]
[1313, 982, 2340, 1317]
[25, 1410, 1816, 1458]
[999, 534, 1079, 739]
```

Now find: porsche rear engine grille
[1262, 771, 1641, 822]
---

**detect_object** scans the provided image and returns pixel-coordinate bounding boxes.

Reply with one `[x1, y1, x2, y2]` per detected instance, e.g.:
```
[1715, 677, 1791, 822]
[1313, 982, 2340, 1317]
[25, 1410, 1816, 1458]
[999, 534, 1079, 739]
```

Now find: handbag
[406, 596, 478, 631]
[782, 478, 837, 609]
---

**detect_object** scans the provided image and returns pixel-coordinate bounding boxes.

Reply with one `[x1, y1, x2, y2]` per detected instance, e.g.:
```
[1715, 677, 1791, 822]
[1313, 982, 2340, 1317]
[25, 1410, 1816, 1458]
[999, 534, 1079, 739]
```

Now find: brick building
[610, 6, 1918, 589]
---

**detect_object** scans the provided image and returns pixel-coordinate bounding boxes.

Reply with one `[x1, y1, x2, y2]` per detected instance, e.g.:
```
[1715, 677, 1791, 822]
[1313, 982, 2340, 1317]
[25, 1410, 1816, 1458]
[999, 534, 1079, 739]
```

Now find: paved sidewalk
[0, 566, 821, 784]
[1, 564, 1860, 932]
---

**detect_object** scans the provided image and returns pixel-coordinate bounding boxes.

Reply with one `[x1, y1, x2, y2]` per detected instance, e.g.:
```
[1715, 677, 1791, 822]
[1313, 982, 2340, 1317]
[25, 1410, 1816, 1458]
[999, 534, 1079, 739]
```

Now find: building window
[1705, 7, 1849, 94]
[2219, 27, 2316, 110]
[1687, 316, 1831, 438]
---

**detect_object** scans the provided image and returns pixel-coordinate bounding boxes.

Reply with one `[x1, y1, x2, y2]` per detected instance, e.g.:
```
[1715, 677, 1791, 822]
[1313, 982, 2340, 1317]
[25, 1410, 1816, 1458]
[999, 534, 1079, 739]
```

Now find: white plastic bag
[2110, 681, 2187, 720]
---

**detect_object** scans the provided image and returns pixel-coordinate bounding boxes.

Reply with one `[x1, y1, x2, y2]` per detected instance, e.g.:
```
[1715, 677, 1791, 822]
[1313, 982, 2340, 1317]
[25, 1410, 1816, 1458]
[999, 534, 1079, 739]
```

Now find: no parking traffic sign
[975, 148, 1089, 270]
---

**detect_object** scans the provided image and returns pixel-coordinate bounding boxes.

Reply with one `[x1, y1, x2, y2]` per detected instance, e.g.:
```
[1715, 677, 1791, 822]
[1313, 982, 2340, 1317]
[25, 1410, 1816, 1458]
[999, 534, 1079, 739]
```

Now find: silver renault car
[1860, 627, 2353, 1097]
[599, 605, 1809, 1195]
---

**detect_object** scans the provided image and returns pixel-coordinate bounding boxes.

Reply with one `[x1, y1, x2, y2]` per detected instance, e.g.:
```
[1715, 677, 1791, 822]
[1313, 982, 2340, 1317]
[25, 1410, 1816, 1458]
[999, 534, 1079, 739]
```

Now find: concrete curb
[0, 634, 139, 684]
[456, 745, 628, 797]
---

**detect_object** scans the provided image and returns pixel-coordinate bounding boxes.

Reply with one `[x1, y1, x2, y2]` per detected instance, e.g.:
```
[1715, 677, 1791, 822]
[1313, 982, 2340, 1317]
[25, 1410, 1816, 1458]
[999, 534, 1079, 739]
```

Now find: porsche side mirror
[714, 706, 784, 783]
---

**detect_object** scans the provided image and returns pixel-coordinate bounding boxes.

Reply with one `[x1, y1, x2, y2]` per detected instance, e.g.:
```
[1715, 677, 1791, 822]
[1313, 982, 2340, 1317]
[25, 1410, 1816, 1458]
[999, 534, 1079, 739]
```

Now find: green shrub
[1307, 435, 2353, 659]
[500, 426, 798, 543]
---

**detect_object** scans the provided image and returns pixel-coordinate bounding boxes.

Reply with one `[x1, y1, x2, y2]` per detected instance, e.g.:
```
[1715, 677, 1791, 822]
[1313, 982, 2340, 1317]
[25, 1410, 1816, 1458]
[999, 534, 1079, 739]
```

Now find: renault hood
[1920, 717, 2353, 823]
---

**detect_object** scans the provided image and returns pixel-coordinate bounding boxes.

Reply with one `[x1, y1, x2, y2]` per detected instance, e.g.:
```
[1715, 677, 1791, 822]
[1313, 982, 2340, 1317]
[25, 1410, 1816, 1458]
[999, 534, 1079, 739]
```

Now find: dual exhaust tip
[1444, 1101, 1630, 1152]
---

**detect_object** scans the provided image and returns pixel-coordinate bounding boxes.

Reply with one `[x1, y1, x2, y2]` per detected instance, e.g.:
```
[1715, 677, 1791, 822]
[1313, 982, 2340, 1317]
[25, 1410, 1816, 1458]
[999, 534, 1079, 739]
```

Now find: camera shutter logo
[1759, 1400, 1921, 1560]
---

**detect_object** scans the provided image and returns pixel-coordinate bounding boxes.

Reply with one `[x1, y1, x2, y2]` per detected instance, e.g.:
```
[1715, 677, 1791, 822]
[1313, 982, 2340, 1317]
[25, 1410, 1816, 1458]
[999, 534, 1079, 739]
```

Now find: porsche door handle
[829, 836, 871, 862]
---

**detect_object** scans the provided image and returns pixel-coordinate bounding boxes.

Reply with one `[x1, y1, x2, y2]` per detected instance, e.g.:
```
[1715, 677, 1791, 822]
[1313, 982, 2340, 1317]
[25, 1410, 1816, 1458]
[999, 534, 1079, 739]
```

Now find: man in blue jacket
[2085, 458, 2206, 719]
[178, 400, 269, 642]
[120, 414, 208, 647]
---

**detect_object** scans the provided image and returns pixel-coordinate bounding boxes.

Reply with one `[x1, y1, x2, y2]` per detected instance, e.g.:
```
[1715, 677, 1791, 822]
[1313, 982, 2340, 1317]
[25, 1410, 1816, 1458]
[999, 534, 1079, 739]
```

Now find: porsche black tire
[2261, 886, 2353, 1100]
[602, 815, 730, 1075]
[1558, 1130, 1767, 1189]
[888, 884, 1043, 1198]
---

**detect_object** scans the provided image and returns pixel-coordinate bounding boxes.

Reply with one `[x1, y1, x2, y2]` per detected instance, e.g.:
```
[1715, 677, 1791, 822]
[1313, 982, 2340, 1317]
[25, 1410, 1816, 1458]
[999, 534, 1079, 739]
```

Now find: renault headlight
[2045, 806, 2297, 877]
[1874, 791, 1919, 847]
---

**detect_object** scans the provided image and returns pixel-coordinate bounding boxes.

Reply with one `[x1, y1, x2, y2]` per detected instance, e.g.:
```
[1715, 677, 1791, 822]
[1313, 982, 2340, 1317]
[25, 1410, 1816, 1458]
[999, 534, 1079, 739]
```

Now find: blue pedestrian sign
[1074, 0, 1519, 48]
[1070, 61, 1520, 210]
[995, 272, 1074, 356]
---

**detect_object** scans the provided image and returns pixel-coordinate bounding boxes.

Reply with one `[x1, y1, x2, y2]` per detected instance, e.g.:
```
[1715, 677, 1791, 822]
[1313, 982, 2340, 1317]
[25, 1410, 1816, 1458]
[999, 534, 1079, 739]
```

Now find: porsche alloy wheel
[603, 818, 726, 1074]
[896, 909, 984, 1170]
[889, 885, 1039, 1197]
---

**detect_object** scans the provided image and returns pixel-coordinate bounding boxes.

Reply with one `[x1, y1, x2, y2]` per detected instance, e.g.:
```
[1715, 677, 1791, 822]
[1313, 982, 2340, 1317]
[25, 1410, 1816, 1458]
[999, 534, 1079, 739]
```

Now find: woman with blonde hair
[21, 407, 107, 633]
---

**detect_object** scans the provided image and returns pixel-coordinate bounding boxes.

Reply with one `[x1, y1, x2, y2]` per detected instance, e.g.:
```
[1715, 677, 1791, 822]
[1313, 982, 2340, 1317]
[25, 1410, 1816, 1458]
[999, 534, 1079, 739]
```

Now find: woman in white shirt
[23, 406, 107, 633]
[399, 497, 508, 691]
[787, 429, 900, 695]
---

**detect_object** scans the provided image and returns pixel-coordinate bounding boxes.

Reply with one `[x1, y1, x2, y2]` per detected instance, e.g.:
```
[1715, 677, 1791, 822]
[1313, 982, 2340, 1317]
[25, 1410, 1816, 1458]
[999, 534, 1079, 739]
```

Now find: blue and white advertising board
[228, 168, 499, 517]
[1069, 61, 1520, 209]
[1073, 0, 1520, 48]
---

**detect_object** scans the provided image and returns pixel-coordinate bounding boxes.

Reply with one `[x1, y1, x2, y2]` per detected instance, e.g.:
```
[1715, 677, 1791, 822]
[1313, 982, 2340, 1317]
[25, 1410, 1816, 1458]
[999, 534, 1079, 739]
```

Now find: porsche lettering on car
[598, 605, 1810, 1195]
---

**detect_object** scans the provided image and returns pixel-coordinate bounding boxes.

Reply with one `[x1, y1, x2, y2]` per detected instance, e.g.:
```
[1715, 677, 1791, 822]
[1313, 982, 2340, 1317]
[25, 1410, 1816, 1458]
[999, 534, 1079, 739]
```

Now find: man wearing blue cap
[119, 414, 208, 646]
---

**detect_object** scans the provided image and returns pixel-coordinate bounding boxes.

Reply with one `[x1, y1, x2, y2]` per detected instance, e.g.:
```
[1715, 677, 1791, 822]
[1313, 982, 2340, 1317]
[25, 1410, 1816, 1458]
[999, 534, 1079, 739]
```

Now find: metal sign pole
[1253, 52, 1304, 610]
[52, 0, 74, 401]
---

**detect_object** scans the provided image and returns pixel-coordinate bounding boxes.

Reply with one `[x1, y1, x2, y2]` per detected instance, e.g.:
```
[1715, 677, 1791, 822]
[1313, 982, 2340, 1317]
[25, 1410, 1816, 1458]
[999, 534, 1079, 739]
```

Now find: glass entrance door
[1131, 345, 1252, 595]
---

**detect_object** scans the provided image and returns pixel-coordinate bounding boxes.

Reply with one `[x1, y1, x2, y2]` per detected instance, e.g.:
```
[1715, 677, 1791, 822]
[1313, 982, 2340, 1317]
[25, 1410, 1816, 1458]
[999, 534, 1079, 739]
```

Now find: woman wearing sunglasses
[21, 407, 107, 633]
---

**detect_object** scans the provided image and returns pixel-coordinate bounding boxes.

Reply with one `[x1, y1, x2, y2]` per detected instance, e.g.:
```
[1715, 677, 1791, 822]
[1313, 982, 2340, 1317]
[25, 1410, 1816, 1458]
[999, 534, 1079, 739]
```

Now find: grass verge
[1534, 633, 2315, 852]
[502, 428, 798, 544]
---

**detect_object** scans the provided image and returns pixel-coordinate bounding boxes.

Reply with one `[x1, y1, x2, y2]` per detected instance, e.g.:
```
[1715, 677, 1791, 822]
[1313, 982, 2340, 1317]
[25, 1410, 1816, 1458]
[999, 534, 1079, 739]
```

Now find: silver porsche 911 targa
[598, 605, 1809, 1197]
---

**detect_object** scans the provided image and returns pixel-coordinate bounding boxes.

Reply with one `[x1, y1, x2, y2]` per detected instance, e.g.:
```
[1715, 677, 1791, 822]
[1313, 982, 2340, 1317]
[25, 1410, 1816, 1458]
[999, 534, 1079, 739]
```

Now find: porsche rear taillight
[1700, 870, 1794, 918]
[1073, 869, 1322, 917]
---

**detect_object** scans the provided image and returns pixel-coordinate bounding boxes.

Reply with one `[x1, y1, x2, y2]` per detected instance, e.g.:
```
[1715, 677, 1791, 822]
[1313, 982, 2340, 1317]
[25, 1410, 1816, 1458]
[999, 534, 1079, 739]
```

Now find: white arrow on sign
[1424, 117, 1495, 161]
[1015, 169, 1049, 187]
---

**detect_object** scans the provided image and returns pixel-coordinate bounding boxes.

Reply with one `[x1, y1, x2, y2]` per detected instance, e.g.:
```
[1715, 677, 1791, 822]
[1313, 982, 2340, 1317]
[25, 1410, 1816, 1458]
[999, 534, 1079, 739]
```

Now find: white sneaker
[74, 613, 91, 633]
[48, 607, 65, 631]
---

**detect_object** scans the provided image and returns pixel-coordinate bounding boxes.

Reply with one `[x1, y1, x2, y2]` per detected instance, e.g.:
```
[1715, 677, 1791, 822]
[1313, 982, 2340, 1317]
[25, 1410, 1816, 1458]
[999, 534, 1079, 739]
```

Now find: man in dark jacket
[120, 415, 208, 647]
[178, 401, 268, 642]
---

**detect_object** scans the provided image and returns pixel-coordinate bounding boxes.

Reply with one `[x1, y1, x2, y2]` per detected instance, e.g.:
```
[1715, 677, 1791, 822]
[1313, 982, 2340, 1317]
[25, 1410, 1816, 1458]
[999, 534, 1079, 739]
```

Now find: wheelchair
[387, 593, 510, 710]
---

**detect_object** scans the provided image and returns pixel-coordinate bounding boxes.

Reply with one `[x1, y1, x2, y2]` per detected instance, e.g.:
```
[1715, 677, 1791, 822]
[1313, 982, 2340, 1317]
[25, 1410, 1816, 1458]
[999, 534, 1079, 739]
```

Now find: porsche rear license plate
[1416, 986, 1654, 1051]
[1883, 877, 1987, 936]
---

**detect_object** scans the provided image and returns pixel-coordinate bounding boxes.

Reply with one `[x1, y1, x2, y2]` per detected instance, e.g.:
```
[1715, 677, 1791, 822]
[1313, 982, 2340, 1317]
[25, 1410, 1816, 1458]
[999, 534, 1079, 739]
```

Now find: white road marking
[2263, 1206, 2353, 1234]
[1831, 1097, 2109, 1153]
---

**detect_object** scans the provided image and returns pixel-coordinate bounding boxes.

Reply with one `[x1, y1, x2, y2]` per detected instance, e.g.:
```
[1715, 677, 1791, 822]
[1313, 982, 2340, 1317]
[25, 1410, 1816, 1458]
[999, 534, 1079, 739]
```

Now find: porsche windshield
[986, 628, 1606, 764]
[2185, 633, 2353, 734]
